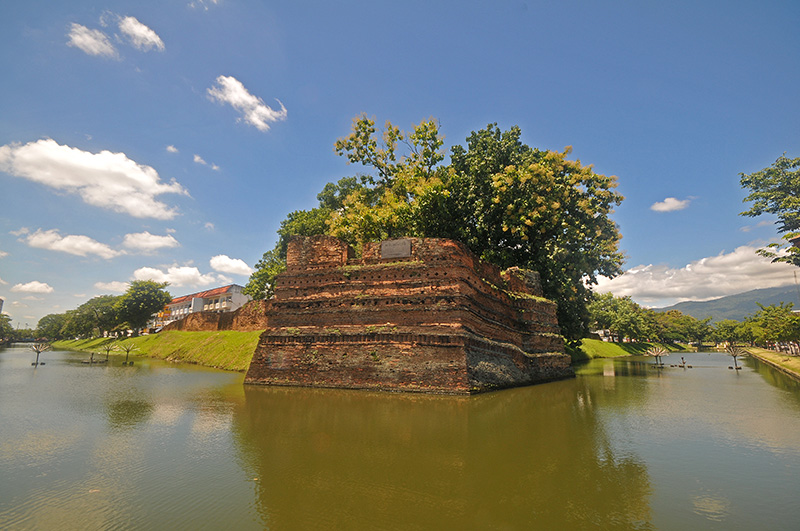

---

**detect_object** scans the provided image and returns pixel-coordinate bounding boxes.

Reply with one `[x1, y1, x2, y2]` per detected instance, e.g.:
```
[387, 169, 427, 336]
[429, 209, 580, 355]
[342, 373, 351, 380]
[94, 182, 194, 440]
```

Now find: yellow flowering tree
[416, 124, 624, 340]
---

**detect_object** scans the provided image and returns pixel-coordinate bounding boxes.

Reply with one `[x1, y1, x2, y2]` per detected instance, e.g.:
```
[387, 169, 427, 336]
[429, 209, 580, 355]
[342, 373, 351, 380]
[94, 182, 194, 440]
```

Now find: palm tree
[726, 344, 746, 370]
[30, 342, 51, 366]
[100, 343, 117, 363]
[119, 342, 138, 366]
[645, 346, 669, 367]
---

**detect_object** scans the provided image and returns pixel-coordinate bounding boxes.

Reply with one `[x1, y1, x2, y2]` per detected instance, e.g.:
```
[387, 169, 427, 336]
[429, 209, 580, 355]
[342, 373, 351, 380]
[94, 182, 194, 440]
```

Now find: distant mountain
[655, 285, 800, 322]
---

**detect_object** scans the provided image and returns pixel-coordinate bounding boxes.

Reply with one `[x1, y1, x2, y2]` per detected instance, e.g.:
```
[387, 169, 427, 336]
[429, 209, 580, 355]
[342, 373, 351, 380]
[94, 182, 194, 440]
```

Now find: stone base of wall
[246, 329, 572, 394]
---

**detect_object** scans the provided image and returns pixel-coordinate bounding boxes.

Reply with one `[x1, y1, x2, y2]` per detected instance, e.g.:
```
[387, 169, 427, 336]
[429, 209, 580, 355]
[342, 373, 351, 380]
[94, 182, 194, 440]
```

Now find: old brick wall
[286, 234, 354, 271]
[161, 299, 269, 332]
[246, 235, 573, 394]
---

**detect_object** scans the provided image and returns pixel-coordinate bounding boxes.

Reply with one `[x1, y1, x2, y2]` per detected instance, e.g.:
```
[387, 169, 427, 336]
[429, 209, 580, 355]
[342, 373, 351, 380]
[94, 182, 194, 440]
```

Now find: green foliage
[115, 281, 171, 334]
[740, 154, 800, 266]
[36, 313, 66, 340]
[588, 293, 651, 341]
[78, 295, 120, 336]
[746, 302, 800, 345]
[588, 293, 712, 344]
[0, 314, 14, 341]
[38, 295, 121, 340]
[333, 114, 444, 186]
[710, 319, 741, 344]
[244, 247, 286, 300]
[652, 310, 711, 344]
[11, 327, 36, 341]
[328, 115, 445, 247]
[61, 308, 95, 338]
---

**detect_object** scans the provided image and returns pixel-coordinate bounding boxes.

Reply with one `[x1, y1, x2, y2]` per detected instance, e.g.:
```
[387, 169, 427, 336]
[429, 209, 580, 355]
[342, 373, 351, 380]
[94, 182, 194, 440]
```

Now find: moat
[2, 345, 800, 530]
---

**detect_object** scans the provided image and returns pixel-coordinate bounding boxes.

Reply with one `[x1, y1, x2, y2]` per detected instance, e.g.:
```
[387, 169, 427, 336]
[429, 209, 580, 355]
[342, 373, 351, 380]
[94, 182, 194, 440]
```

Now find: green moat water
[2, 345, 800, 530]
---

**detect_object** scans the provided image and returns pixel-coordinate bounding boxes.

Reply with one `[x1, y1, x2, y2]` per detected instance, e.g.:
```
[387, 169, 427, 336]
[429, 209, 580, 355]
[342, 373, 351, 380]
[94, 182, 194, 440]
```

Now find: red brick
[245, 236, 573, 394]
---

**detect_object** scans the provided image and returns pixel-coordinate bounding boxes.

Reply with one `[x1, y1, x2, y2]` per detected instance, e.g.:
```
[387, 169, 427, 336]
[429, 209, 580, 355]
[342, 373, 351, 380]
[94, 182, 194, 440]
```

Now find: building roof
[169, 284, 243, 305]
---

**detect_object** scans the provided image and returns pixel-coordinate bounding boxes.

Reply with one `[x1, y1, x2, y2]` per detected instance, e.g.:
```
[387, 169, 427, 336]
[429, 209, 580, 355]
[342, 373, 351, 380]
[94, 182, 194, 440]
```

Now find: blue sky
[1, 0, 799, 326]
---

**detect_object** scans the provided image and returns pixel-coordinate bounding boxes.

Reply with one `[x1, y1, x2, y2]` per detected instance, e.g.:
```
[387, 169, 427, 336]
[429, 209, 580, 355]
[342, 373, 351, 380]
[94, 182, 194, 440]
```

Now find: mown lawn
[53, 330, 262, 372]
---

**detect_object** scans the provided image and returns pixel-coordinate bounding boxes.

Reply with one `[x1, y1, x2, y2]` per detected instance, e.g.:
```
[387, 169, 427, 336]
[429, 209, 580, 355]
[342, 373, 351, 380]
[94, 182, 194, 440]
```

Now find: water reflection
[691, 492, 731, 522]
[106, 399, 154, 430]
[232, 382, 653, 530]
[3, 347, 800, 530]
[746, 356, 800, 408]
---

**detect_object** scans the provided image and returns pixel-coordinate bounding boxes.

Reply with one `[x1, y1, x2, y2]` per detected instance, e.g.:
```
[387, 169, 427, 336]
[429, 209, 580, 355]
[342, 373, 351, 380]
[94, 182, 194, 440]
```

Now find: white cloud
[118, 16, 164, 52]
[0, 277, 7, 285]
[210, 255, 253, 276]
[22, 228, 121, 259]
[651, 197, 691, 212]
[194, 154, 220, 171]
[204, 222, 215, 231]
[0, 250, 7, 258]
[207, 75, 287, 132]
[189, 0, 219, 11]
[67, 23, 118, 58]
[12, 281, 54, 294]
[166, 145, 179, 153]
[133, 265, 228, 287]
[94, 281, 129, 293]
[122, 231, 180, 253]
[595, 245, 798, 307]
[740, 219, 775, 233]
[0, 139, 188, 220]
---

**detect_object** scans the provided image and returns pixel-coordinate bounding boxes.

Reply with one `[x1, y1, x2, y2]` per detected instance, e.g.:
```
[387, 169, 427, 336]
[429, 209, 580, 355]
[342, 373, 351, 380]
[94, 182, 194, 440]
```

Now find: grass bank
[745, 347, 800, 382]
[569, 338, 687, 362]
[53, 330, 262, 372]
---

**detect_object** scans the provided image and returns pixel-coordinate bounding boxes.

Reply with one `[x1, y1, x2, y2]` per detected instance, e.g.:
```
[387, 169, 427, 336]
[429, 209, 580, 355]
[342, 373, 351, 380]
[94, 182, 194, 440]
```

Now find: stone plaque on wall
[381, 239, 412, 258]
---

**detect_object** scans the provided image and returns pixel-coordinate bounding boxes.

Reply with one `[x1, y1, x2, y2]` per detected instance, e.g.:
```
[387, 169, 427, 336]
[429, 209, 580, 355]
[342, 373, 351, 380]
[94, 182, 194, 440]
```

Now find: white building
[155, 284, 250, 327]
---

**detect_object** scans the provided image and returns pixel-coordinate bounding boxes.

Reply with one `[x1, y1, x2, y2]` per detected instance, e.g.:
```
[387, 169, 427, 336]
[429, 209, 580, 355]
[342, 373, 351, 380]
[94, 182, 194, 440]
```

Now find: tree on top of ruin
[246, 116, 625, 340]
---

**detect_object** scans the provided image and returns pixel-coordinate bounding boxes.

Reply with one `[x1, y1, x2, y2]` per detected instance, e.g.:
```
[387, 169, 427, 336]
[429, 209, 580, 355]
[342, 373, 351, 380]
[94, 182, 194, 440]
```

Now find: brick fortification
[244, 235, 573, 394]
[162, 299, 268, 332]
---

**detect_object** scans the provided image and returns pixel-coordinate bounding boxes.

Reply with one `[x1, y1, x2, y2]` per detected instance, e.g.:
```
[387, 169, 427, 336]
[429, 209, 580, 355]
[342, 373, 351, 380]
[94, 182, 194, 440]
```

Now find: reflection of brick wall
[246, 236, 572, 394]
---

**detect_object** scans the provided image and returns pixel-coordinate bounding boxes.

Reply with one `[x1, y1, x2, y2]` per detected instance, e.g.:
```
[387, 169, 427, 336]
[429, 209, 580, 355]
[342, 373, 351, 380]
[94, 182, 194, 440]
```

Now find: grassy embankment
[745, 346, 800, 382]
[52, 330, 262, 372]
[569, 338, 688, 362]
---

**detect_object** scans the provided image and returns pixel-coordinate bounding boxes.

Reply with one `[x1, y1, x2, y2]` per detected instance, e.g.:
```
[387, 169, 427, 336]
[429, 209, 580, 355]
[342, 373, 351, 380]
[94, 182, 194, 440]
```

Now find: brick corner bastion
[243, 235, 573, 394]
